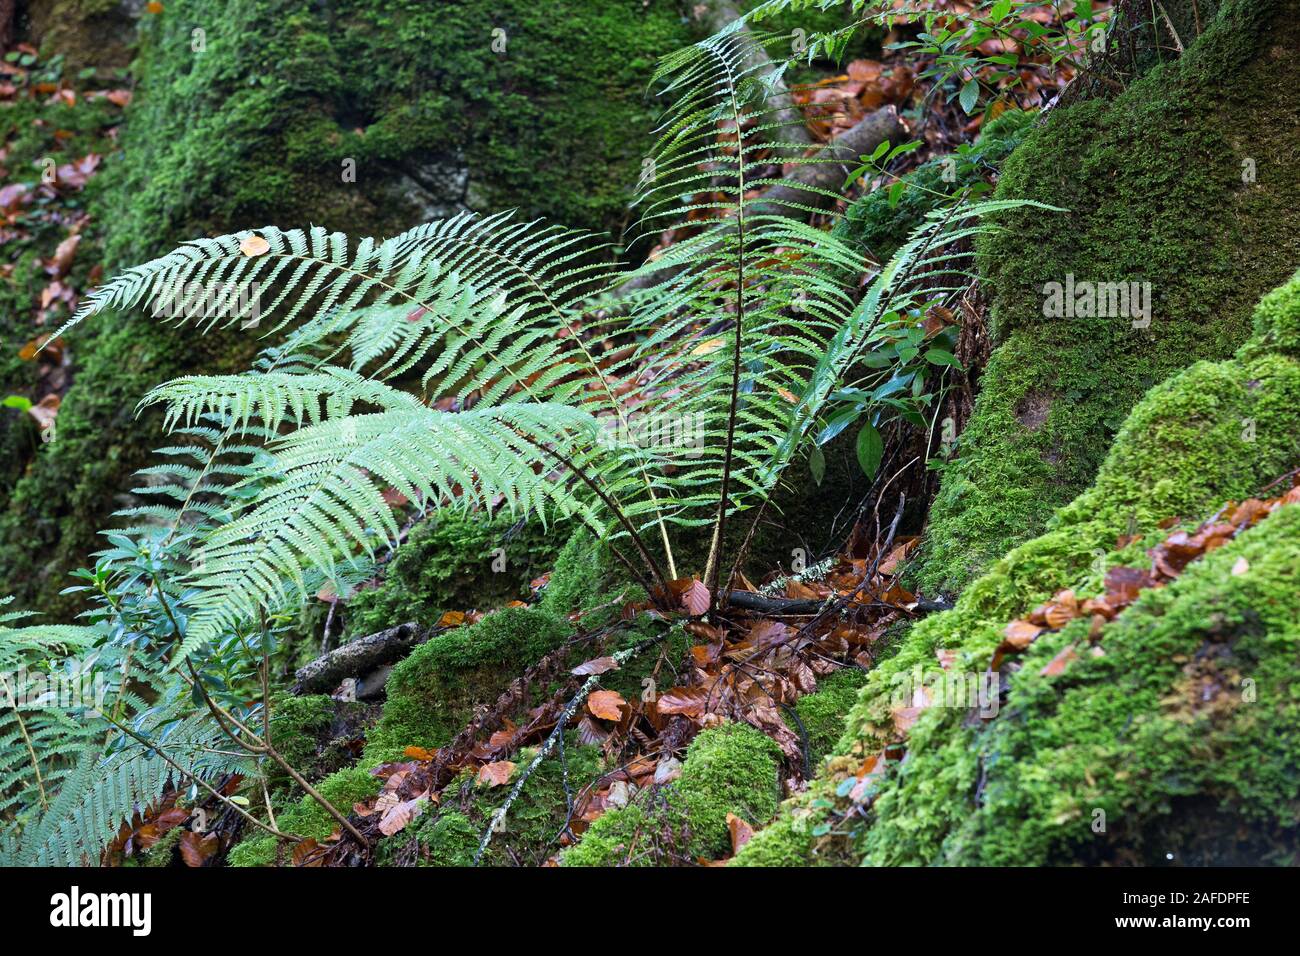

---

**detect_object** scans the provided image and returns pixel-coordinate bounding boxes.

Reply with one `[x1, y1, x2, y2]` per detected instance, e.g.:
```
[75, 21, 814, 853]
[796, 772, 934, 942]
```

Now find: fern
[55, 30, 1049, 662]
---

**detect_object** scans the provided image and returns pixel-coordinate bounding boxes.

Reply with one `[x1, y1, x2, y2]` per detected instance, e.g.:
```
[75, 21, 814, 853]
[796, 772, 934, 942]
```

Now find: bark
[292, 622, 424, 696]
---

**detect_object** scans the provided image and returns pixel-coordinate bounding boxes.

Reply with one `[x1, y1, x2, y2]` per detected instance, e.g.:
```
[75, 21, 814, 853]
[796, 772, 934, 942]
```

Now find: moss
[375, 733, 604, 866]
[742, 269, 1300, 865]
[561, 721, 783, 866]
[345, 511, 565, 638]
[794, 668, 871, 767]
[138, 825, 183, 867]
[915, 0, 1300, 593]
[227, 762, 384, 866]
[263, 694, 335, 794]
[364, 607, 573, 762]
[226, 834, 277, 868]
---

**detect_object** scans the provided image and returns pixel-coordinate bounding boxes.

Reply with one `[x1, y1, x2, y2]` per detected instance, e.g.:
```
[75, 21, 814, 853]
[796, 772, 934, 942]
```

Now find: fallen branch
[292, 622, 423, 695]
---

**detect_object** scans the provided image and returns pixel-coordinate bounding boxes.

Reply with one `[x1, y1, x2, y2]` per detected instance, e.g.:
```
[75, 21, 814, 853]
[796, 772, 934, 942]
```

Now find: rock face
[0, 0, 692, 612]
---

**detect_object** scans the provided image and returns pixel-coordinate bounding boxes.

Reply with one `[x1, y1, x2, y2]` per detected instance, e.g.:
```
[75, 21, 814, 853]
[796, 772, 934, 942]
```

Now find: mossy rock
[344, 511, 567, 639]
[915, 0, 1300, 593]
[737, 269, 1300, 866]
[561, 721, 783, 866]
[363, 607, 574, 762]
[375, 733, 605, 866]
[0, 0, 692, 615]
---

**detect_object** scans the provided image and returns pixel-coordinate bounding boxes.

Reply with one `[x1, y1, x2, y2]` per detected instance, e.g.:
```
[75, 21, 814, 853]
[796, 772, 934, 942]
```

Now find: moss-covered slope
[916, 0, 1300, 593]
[736, 270, 1300, 866]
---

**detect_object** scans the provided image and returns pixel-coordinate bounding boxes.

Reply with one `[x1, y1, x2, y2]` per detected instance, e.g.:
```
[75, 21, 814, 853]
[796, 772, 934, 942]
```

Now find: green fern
[56, 30, 1049, 662]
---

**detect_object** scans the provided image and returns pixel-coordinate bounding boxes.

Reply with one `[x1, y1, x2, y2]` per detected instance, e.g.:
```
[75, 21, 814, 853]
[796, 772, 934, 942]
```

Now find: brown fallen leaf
[571, 656, 620, 676]
[681, 579, 710, 616]
[378, 795, 427, 836]
[477, 761, 516, 788]
[727, 813, 755, 855]
[1039, 644, 1079, 678]
[587, 689, 627, 721]
[178, 830, 218, 867]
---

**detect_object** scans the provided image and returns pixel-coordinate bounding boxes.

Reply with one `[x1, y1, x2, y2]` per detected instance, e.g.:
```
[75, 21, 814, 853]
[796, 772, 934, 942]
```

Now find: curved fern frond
[172, 402, 605, 658]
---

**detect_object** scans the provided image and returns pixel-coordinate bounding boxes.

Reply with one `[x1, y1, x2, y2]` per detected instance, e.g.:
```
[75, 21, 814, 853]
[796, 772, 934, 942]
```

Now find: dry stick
[472, 632, 665, 864]
[101, 712, 298, 842]
[182, 659, 369, 847]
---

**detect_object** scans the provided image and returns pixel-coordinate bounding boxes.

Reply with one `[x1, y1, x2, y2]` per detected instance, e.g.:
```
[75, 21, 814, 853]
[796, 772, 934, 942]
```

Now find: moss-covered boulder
[915, 0, 1300, 593]
[344, 511, 566, 639]
[363, 607, 573, 762]
[561, 721, 783, 866]
[736, 269, 1300, 866]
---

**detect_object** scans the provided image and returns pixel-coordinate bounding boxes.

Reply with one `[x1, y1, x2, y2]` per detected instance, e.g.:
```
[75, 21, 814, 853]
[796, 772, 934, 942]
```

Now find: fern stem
[704, 57, 751, 601]
[0, 672, 48, 811]
[521, 434, 670, 595]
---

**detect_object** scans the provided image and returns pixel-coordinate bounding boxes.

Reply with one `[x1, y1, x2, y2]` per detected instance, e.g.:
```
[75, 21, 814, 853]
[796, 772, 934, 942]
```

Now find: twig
[472, 631, 667, 864]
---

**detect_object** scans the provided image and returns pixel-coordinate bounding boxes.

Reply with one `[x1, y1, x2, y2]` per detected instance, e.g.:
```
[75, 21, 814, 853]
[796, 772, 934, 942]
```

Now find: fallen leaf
[681, 579, 710, 615]
[1039, 644, 1079, 678]
[656, 685, 708, 717]
[587, 689, 627, 721]
[571, 656, 620, 676]
[476, 761, 516, 787]
[178, 830, 218, 867]
[1231, 557, 1249, 577]
[378, 795, 427, 836]
[239, 234, 271, 257]
[727, 813, 755, 854]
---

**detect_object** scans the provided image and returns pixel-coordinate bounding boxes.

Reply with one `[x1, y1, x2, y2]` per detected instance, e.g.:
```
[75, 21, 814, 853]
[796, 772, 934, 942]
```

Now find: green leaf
[959, 79, 979, 115]
[855, 423, 884, 479]
[2, 395, 33, 412]
[991, 0, 1013, 22]
[809, 445, 826, 486]
[924, 348, 962, 368]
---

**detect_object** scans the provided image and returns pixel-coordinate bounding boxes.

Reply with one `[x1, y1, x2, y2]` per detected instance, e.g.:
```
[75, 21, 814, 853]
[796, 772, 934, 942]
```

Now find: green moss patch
[916, 0, 1300, 593]
[561, 721, 783, 866]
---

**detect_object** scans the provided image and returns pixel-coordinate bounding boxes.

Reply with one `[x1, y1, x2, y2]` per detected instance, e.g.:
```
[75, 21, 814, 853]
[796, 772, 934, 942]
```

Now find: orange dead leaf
[239, 234, 271, 257]
[477, 761, 516, 788]
[587, 689, 627, 721]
